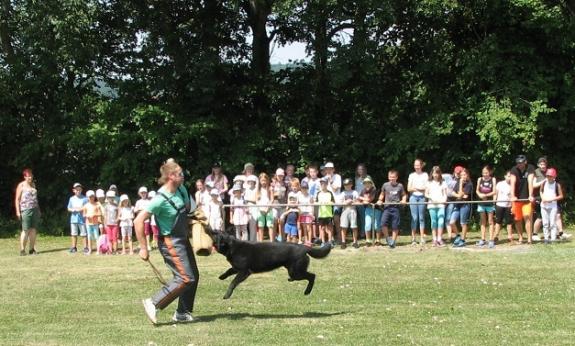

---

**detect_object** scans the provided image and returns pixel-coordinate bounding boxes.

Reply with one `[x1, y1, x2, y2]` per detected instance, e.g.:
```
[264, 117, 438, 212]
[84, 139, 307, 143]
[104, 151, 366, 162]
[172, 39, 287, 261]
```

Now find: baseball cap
[106, 190, 116, 198]
[546, 167, 557, 177]
[244, 162, 254, 170]
[148, 191, 156, 198]
[212, 161, 221, 168]
[205, 181, 215, 188]
[138, 186, 148, 193]
[453, 166, 464, 174]
[300, 182, 309, 189]
[232, 184, 242, 192]
[363, 177, 373, 184]
[276, 168, 285, 176]
[109, 184, 118, 190]
[210, 188, 220, 196]
[247, 175, 258, 183]
[537, 156, 548, 164]
[515, 155, 527, 164]
[73, 182, 82, 189]
[233, 175, 245, 182]
[320, 177, 329, 184]
[120, 194, 129, 202]
[343, 178, 353, 185]
[86, 190, 95, 198]
[324, 162, 335, 168]
[96, 189, 105, 198]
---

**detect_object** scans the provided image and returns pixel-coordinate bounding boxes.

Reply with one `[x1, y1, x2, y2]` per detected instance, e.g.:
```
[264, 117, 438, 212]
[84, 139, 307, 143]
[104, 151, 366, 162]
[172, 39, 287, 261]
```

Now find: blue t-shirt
[68, 195, 87, 224]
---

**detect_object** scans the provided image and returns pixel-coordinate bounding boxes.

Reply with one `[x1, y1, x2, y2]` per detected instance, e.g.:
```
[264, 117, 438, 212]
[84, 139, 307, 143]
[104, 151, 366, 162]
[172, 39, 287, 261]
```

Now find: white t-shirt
[426, 180, 447, 209]
[297, 192, 314, 214]
[541, 181, 558, 209]
[341, 189, 359, 210]
[408, 172, 429, 197]
[496, 181, 511, 208]
[119, 207, 134, 227]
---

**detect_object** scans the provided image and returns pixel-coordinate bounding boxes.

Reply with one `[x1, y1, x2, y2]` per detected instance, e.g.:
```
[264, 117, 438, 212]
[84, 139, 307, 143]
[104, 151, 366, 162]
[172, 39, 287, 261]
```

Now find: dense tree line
[1, 0, 574, 231]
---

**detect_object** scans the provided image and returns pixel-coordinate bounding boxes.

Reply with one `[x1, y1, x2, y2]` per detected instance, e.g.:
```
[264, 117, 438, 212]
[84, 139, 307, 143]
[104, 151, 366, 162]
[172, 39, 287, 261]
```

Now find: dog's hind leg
[223, 270, 251, 299]
[287, 259, 316, 295]
[219, 267, 238, 280]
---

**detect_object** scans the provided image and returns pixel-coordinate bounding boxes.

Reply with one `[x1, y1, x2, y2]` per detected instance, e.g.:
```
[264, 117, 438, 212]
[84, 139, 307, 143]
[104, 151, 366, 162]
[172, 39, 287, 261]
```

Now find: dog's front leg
[219, 267, 238, 280]
[223, 270, 251, 299]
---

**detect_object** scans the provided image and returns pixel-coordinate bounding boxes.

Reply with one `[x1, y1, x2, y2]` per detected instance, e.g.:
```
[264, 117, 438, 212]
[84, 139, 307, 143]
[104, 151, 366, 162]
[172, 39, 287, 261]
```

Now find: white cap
[324, 162, 334, 168]
[73, 182, 82, 189]
[96, 189, 105, 198]
[148, 191, 156, 198]
[247, 175, 258, 183]
[106, 190, 116, 198]
[86, 190, 95, 197]
[205, 181, 215, 188]
[119, 194, 129, 202]
[232, 184, 242, 192]
[138, 186, 148, 193]
[210, 188, 219, 196]
[275, 168, 285, 176]
[233, 175, 245, 182]
[288, 192, 298, 200]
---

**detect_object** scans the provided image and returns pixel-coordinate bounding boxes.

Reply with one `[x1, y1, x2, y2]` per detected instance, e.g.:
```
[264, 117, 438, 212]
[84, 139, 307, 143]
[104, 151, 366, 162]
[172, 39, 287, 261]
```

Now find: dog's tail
[307, 246, 331, 259]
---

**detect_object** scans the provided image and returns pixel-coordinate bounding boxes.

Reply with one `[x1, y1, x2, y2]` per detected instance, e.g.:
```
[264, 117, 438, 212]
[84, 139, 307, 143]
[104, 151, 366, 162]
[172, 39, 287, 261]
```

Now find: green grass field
[1, 233, 574, 346]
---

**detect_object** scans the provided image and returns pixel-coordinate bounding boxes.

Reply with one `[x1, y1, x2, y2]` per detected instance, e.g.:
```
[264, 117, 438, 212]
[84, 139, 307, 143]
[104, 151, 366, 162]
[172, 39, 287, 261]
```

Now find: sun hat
[320, 177, 329, 184]
[109, 184, 118, 190]
[233, 175, 245, 183]
[148, 191, 156, 198]
[247, 175, 258, 183]
[138, 186, 148, 193]
[363, 177, 373, 184]
[343, 178, 353, 185]
[275, 168, 285, 176]
[86, 190, 95, 198]
[244, 162, 254, 170]
[96, 189, 105, 198]
[232, 184, 242, 192]
[106, 190, 116, 198]
[120, 194, 129, 202]
[210, 188, 220, 196]
[324, 162, 335, 168]
[546, 168, 557, 178]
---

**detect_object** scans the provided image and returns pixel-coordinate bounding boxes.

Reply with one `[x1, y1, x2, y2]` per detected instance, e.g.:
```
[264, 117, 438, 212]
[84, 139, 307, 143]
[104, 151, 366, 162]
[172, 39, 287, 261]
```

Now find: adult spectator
[14, 168, 41, 256]
[205, 162, 229, 202]
[136, 158, 197, 324]
[407, 159, 428, 245]
[510, 155, 536, 244]
[532, 156, 548, 241]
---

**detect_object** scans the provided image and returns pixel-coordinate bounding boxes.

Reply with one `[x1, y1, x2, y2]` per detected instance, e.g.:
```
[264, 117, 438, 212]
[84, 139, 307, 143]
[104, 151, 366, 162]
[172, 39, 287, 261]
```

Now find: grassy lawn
[1, 233, 574, 346]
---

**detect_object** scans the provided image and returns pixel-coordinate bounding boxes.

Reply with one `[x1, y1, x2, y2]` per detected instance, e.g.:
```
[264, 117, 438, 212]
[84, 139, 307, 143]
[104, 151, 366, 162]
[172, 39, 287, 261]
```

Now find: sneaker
[340, 243, 347, 250]
[20, 250, 26, 256]
[366, 241, 373, 247]
[560, 233, 572, 240]
[389, 240, 396, 249]
[83, 247, 90, 254]
[320, 242, 328, 248]
[532, 234, 541, 241]
[172, 311, 194, 323]
[453, 238, 466, 247]
[69, 247, 77, 254]
[411, 240, 417, 247]
[477, 239, 486, 247]
[28, 249, 37, 255]
[488, 240, 495, 249]
[142, 298, 157, 324]
[352, 242, 360, 249]
[297, 240, 303, 245]
[420, 238, 426, 246]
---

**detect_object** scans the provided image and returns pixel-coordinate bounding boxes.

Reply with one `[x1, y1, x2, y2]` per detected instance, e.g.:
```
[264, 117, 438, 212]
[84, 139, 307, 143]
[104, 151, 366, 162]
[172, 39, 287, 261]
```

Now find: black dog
[210, 230, 331, 299]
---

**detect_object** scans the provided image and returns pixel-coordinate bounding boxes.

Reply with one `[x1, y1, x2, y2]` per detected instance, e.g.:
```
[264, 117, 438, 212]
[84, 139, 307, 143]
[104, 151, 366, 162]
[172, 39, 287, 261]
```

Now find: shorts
[333, 207, 342, 216]
[477, 204, 495, 213]
[364, 207, 382, 232]
[450, 204, 471, 225]
[71, 223, 87, 237]
[381, 207, 400, 230]
[495, 206, 512, 225]
[105, 225, 119, 243]
[512, 201, 532, 221]
[21, 208, 40, 231]
[257, 210, 274, 228]
[284, 223, 298, 236]
[317, 217, 333, 226]
[299, 213, 314, 224]
[340, 208, 358, 229]
[121, 225, 132, 238]
[86, 224, 99, 240]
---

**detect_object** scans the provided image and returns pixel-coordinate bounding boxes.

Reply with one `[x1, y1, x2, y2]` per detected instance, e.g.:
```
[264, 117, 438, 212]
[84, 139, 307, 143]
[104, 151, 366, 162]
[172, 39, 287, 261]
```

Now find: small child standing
[378, 170, 407, 248]
[280, 193, 300, 243]
[339, 178, 359, 249]
[207, 189, 224, 232]
[298, 182, 315, 246]
[540, 168, 564, 243]
[119, 194, 135, 255]
[103, 190, 119, 254]
[316, 177, 335, 248]
[425, 167, 447, 247]
[230, 185, 249, 240]
[244, 175, 259, 241]
[82, 190, 103, 255]
[495, 171, 515, 245]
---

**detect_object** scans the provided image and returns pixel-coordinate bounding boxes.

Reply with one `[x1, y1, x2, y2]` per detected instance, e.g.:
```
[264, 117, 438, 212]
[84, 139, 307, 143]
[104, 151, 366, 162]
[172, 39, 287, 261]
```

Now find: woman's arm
[14, 182, 23, 219]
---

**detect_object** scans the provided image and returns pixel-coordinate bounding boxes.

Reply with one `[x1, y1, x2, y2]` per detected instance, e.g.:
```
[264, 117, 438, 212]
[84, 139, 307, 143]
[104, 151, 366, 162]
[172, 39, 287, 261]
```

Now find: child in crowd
[271, 168, 287, 242]
[67, 183, 88, 254]
[302, 164, 321, 243]
[257, 173, 274, 242]
[103, 190, 119, 254]
[119, 194, 134, 255]
[444, 166, 462, 240]
[280, 193, 300, 243]
[379, 170, 407, 248]
[287, 178, 303, 243]
[494, 171, 515, 245]
[425, 167, 447, 247]
[407, 159, 428, 246]
[540, 168, 564, 243]
[339, 178, 359, 249]
[244, 175, 259, 241]
[359, 177, 381, 246]
[298, 181, 315, 246]
[82, 190, 103, 255]
[194, 179, 211, 217]
[451, 168, 473, 247]
[230, 185, 249, 240]
[134, 186, 152, 250]
[207, 189, 224, 232]
[316, 177, 335, 248]
[476, 166, 497, 247]
[96, 189, 106, 238]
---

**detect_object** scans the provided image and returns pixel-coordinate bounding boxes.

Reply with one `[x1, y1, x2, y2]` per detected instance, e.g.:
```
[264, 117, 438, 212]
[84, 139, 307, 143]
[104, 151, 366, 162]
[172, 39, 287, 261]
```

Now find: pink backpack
[98, 234, 110, 254]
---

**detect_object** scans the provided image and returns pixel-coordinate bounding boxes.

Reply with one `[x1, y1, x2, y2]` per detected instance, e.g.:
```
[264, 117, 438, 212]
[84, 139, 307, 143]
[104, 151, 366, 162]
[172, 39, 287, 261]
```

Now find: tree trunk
[0, 0, 15, 64]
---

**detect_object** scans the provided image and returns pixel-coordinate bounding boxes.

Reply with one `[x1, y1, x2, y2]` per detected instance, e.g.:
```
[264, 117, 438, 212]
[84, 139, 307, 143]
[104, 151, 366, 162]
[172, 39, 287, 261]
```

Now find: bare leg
[20, 230, 29, 252]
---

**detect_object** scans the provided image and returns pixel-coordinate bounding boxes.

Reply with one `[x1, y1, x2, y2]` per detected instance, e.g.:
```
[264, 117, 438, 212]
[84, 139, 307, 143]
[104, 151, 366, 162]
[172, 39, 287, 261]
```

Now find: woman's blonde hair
[158, 158, 181, 185]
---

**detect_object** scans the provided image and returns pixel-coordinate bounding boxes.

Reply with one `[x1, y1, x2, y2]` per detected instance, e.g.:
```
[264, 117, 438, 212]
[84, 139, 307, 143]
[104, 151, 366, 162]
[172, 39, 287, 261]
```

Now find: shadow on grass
[154, 311, 347, 326]
[37, 247, 70, 254]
